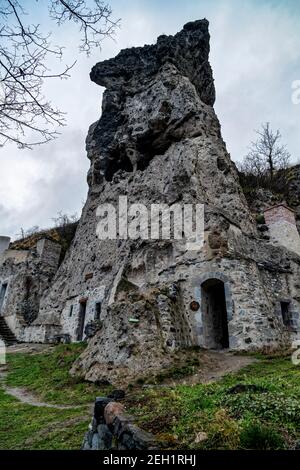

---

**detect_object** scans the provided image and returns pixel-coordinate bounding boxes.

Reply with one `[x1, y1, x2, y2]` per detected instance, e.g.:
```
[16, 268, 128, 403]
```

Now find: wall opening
[201, 278, 229, 349]
[95, 302, 101, 321]
[69, 305, 73, 317]
[0, 283, 8, 313]
[281, 301, 291, 327]
[77, 300, 87, 341]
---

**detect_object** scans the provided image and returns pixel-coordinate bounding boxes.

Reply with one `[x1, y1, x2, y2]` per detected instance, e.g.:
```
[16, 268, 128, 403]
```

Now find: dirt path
[6, 343, 55, 355]
[1, 342, 88, 408]
[0, 363, 87, 410]
[148, 350, 257, 388]
[4, 385, 86, 409]
[188, 350, 257, 385]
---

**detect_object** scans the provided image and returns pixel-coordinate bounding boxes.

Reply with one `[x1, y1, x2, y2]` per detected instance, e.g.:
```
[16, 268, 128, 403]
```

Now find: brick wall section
[264, 204, 300, 257]
[82, 396, 158, 450]
[264, 204, 296, 226]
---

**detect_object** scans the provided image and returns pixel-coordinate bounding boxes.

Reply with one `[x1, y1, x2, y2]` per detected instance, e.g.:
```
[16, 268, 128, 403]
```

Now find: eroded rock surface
[14, 20, 300, 385]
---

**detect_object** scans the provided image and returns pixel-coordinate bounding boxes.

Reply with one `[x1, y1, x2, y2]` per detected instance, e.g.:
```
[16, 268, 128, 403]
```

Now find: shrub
[256, 214, 265, 224]
[240, 422, 285, 450]
[206, 409, 241, 449]
[224, 391, 300, 426]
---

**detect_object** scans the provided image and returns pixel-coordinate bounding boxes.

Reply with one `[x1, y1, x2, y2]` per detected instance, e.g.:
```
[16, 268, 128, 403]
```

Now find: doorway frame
[201, 278, 229, 349]
[191, 271, 233, 349]
[76, 298, 87, 341]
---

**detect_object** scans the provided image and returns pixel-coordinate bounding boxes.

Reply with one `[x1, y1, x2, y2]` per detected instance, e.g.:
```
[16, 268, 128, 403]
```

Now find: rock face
[0, 239, 61, 342]
[3, 20, 300, 384]
[87, 19, 215, 184]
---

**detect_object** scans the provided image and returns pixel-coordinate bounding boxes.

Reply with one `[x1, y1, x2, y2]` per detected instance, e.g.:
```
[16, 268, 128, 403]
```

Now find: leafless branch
[240, 122, 291, 182]
[0, 0, 120, 148]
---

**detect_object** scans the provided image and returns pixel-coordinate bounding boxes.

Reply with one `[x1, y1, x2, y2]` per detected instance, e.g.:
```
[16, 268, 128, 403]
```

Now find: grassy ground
[4, 343, 109, 405]
[0, 344, 111, 450]
[0, 389, 89, 450]
[0, 345, 299, 450]
[126, 356, 300, 450]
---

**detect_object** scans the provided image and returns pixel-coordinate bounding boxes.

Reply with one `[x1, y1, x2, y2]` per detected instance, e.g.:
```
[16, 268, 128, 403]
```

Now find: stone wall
[58, 285, 106, 342]
[264, 204, 300, 256]
[82, 396, 158, 450]
[0, 237, 10, 255]
[0, 238, 61, 341]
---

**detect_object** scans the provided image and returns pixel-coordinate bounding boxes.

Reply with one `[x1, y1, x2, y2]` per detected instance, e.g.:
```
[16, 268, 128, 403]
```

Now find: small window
[281, 301, 291, 327]
[69, 305, 73, 317]
[95, 302, 101, 321]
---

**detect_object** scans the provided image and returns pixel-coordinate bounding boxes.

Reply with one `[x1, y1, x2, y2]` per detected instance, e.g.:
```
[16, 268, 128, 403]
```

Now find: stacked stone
[82, 393, 158, 450]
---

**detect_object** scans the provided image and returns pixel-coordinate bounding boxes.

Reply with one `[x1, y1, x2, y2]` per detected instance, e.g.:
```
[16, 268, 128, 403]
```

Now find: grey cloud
[1, 0, 300, 237]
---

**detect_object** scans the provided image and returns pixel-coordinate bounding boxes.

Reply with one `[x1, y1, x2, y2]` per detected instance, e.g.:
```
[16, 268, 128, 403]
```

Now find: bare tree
[0, 0, 120, 149]
[15, 227, 25, 240]
[52, 210, 78, 228]
[241, 122, 291, 181]
[25, 225, 40, 237]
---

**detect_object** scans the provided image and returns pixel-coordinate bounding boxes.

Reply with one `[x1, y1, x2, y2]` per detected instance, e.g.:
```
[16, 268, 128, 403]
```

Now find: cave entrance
[77, 299, 87, 341]
[201, 279, 229, 349]
[280, 301, 291, 327]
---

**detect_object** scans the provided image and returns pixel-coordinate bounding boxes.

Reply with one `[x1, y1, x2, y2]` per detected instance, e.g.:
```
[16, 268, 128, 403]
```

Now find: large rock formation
[11, 20, 300, 385]
[87, 19, 215, 184]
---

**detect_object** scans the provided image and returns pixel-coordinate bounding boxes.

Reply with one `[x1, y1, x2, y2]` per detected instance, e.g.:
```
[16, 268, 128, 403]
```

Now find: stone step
[0, 317, 17, 345]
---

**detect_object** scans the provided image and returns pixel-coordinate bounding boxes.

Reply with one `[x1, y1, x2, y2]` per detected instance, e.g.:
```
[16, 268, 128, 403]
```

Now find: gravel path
[145, 350, 257, 388]
[0, 365, 87, 409]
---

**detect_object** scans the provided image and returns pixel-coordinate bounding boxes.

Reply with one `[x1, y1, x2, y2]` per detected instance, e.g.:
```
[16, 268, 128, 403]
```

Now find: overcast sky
[1, 0, 300, 239]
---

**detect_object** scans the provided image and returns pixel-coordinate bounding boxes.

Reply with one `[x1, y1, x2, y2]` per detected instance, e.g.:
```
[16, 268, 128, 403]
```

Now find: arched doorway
[201, 278, 229, 349]
[77, 299, 87, 341]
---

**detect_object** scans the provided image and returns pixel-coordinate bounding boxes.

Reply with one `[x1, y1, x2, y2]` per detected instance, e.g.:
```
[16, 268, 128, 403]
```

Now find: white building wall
[60, 285, 106, 342]
[268, 221, 300, 257]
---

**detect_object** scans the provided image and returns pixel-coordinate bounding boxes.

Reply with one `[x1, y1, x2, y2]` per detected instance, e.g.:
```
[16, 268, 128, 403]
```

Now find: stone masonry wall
[82, 395, 158, 450]
[264, 205, 300, 256]
[58, 285, 106, 342]
[0, 239, 61, 341]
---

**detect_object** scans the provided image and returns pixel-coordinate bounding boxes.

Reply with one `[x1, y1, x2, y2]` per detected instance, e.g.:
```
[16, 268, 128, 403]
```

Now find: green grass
[135, 356, 201, 385]
[239, 422, 285, 450]
[125, 357, 300, 449]
[1, 345, 299, 450]
[5, 343, 111, 405]
[0, 344, 111, 450]
[0, 388, 89, 449]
